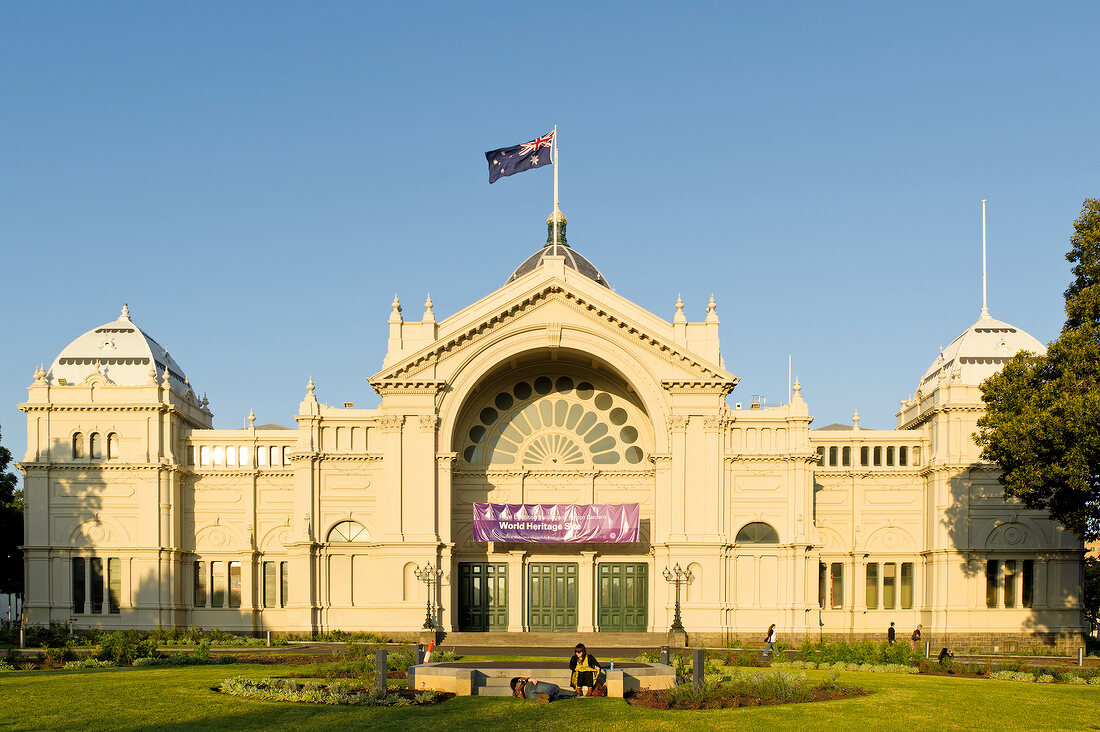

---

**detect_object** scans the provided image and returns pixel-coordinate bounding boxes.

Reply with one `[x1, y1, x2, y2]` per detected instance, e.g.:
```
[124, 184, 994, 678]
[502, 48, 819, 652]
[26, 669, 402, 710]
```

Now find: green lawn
[1, 664, 1097, 732]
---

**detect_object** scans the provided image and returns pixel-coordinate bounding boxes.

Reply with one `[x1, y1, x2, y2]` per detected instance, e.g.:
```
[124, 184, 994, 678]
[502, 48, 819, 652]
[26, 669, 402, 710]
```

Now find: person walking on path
[911, 624, 922, 643]
[887, 622, 896, 644]
[762, 624, 777, 658]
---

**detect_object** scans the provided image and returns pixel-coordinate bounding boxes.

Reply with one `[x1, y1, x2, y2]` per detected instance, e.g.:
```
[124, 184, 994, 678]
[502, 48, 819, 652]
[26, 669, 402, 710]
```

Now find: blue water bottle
[610, 660, 615, 671]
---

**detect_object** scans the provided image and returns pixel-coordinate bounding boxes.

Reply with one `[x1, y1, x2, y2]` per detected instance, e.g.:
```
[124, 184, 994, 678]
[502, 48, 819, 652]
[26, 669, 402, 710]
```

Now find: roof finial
[305, 376, 317, 405]
[248, 408, 255, 427]
[674, 294, 687, 324]
[389, 294, 403, 324]
[423, 294, 435, 323]
[705, 294, 719, 324]
[33, 364, 46, 384]
[852, 408, 861, 430]
[307, 376, 315, 394]
[161, 365, 171, 386]
[120, 303, 131, 321]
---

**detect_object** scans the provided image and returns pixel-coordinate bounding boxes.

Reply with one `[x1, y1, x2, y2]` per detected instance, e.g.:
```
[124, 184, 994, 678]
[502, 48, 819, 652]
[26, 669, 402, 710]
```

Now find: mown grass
[1, 663, 1098, 731]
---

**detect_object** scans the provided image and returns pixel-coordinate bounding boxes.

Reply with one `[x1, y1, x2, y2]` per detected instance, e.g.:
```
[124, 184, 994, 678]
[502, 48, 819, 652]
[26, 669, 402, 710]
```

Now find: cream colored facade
[18, 225, 1086, 649]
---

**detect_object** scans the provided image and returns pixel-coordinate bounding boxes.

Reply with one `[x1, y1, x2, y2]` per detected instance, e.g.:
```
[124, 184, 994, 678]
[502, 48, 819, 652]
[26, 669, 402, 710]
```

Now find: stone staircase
[436, 631, 668, 649]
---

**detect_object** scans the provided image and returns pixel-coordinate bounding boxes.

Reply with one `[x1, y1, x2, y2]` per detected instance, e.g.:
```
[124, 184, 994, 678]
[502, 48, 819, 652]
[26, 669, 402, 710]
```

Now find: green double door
[457, 562, 508, 631]
[528, 562, 578, 631]
[598, 562, 648, 632]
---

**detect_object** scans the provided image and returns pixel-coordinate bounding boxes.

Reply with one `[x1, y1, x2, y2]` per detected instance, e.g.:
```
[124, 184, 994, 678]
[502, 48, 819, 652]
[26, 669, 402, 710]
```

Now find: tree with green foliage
[1083, 556, 1099, 633]
[976, 198, 1100, 544]
[0, 423, 23, 597]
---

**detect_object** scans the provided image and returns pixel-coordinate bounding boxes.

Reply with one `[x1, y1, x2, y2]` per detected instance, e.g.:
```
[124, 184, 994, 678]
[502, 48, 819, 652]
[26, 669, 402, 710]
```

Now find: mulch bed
[232, 654, 327, 665]
[626, 686, 870, 710]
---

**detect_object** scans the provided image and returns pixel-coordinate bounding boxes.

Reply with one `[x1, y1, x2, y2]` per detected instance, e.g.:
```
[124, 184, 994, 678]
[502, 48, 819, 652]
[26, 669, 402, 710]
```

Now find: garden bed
[625, 671, 868, 710]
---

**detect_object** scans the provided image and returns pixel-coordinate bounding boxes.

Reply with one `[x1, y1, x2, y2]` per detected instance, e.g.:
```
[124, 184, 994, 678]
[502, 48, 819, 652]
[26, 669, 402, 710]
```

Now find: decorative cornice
[661, 379, 737, 395]
[369, 380, 447, 396]
[377, 285, 734, 383]
[667, 416, 690, 431]
[418, 415, 440, 433]
[725, 453, 820, 465]
[375, 416, 405, 432]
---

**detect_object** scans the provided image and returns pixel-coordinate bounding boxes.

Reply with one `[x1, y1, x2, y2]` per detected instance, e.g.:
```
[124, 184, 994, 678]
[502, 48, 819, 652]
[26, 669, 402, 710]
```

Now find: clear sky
[2, 2, 1098, 479]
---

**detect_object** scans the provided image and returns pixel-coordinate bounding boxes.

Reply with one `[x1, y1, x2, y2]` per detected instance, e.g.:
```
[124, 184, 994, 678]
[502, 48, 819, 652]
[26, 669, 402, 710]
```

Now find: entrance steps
[437, 631, 667, 649]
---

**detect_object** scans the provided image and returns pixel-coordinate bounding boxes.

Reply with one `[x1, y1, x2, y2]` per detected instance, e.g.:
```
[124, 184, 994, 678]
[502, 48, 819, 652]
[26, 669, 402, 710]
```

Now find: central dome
[506, 208, 610, 287]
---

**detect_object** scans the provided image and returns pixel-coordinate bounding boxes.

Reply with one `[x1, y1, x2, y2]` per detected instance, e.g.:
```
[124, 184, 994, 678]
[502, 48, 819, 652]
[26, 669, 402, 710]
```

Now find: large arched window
[735, 522, 779, 544]
[327, 521, 369, 543]
[72, 433, 85, 459]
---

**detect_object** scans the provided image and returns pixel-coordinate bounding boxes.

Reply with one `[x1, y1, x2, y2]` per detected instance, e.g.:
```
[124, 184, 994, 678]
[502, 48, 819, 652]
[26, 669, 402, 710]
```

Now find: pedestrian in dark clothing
[911, 624, 922, 643]
[887, 622, 896, 644]
[510, 676, 575, 703]
[569, 643, 602, 694]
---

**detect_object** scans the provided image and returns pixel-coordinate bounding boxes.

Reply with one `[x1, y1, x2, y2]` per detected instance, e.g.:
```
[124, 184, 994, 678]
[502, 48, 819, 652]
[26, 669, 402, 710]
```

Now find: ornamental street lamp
[414, 563, 443, 630]
[662, 563, 694, 632]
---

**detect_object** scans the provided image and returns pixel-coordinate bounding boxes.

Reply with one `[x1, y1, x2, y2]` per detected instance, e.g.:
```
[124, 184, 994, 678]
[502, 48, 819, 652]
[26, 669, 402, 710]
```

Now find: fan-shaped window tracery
[327, 521, 369, 543]
[736, 522, 779, 544]
[461, 376, 648, 467]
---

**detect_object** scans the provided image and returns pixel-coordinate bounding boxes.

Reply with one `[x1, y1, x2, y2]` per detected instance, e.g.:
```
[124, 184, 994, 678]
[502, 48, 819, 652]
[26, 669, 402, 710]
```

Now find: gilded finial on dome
[545, 206, 568, 247]
[546, 207, 567, 225]
[120, 303, 131, 321]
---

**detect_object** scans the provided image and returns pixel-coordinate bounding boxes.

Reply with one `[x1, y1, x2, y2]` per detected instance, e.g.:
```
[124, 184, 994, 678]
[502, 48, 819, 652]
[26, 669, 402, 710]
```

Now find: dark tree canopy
[0, 423, 23, 596]
[976, 199, 1100, 544]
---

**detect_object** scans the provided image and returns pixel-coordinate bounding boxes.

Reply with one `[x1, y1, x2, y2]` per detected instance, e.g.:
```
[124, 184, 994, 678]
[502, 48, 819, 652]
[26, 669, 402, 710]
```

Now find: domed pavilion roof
[915, 309, 1046, 394]
[47, 304, 192, 392]
[506, 208, 610, 288]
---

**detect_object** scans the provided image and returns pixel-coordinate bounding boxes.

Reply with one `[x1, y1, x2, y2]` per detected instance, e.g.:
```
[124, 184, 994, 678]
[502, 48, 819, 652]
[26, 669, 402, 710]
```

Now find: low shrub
[0, 660, 14, 672]
[989, 671, 1035, 682]
[63, 659, 116, 670]
[218, 677, 440, 706]
[133, 653, 237, 667]
[97, 632, 157, 665]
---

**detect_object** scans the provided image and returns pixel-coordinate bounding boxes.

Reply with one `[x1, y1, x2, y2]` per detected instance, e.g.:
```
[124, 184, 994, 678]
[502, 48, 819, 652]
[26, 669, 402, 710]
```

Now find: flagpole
[981, 199, 988, 316]
[553, 125, 559, 247]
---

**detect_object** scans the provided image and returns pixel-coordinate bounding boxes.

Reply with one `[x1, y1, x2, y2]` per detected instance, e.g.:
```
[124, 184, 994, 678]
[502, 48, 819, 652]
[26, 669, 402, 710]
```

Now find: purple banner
[472, 503, 640, 543]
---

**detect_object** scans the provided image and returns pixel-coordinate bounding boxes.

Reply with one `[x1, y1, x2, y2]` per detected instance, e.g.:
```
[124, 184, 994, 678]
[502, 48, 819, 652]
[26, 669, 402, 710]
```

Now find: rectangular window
[200, 446, 210, 466]
[1004, 560, 1016, 608]
[108, 558, 121, 614]
[229, 561, 242, 608]
[72, 558, 86, 614]
[865, 563, 879, 608]
[860, 446, 869, 466]
[212, 561, 226, 608]
[90, 558, 104, 614]
[263, 562, 276, 608]
[816, 446, 825, 466]
[873, 446, 882, 466]
[900, 562, 913, 609]
[280, 562, 289, 608]
[841, 446, 851, 466]
[194, 561, 207, 607]
[818, 562, 826, 609]
[883, 562, 897, 609]
[986, 560, 999, 608]
[829, 446, 838, 466]
[899, 446, 908, 466]
[911, 446, 921, 466]
[1022, 560, 1034, 608]
[830, 562, 843, 609]
[257, 446, 267, 466]
[886, 446, 896, 466]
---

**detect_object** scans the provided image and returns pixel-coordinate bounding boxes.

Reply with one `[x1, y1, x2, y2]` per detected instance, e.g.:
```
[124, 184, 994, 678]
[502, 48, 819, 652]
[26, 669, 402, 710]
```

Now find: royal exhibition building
[16, 213, 1086, 651]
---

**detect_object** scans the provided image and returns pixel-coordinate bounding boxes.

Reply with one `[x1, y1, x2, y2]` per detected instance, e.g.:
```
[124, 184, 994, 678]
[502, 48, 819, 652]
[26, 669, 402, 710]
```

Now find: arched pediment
[814, 525, 847, 552]
[983, 521, 1037, 549]
[258, 523, 291, 551]
[194, 523, 248, 551]
[68, 516, 130, 547]
[864, 526, 917, 552]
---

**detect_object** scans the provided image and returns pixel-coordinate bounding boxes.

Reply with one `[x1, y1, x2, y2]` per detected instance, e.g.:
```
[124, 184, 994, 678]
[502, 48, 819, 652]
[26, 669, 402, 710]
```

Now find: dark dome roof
[507, 243, 610, 288]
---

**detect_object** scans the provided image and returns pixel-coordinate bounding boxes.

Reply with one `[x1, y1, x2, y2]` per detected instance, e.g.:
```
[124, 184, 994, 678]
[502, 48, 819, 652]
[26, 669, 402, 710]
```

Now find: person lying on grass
[510, 676, 576, 703]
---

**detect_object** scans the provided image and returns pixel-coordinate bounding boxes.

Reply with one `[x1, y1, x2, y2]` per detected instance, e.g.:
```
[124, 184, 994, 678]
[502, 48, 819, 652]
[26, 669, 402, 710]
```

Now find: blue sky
[2, 2, 1098, 476]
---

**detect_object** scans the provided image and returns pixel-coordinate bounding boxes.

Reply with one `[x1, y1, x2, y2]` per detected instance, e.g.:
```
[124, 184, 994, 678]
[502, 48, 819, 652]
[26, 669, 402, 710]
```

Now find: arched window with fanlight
[72, 433, 85, 459]
[735, 522, 779, 544]
[327, 521, 369, 543]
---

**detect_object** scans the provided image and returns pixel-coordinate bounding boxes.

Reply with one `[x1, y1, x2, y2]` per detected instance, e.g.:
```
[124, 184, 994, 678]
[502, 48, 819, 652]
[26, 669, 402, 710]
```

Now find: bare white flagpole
[788, 355, 792, 403]
[552, 125, 559, 247]
[981, 198, 990, 314]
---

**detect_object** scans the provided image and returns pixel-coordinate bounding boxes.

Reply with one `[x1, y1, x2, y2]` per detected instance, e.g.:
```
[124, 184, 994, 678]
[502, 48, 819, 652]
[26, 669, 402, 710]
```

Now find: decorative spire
[247, 408, 255, 427]
[793, 377, 801, 395]
[307, 376, 315, 394]
[148, 366, 158, 385]
[673, 294, 687, 324]
[33, 364, 46, 384]
[545, 207, 568, 247]
[201, 392, 209, 408]
[161, 365, 171, 386]
[305, 376, 317, 404]
[423, 294, 435, 323]
[705, 294, 719, 324]
[852, 409, 861, 431]
[120, 303, 131, 322]
[389, 294, 403, 324]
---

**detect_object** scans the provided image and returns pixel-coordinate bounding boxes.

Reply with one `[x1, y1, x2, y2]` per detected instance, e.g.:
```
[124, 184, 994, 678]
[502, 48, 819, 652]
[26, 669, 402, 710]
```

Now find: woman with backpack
[762, 624, 777, 658]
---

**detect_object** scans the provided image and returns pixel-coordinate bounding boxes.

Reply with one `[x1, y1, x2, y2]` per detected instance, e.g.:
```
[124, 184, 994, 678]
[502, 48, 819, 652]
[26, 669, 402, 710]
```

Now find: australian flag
[485, 131, 554, 183]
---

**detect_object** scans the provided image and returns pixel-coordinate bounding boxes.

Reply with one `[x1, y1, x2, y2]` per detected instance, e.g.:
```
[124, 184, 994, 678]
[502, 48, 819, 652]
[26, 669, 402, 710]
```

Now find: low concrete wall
[410, 662, 676, 698]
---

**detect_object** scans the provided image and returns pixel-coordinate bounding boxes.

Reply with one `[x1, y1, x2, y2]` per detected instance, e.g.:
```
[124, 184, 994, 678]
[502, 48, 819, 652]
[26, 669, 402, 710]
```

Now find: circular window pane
[625, 446, 644, 464]
[469, 425, 487, 443]
[463, 446, 480, 463]
[576, 382, 594, 399]
[609, 407, 628, 425]
[479, 407, 499, 425]
[620, 426, 639, 443]
[513, 381, 533, 400]
[594, 393, 613, 410]
[533, 376, 553, 394]
[494, 392, 514, 410]
[555, 376, 574, 393]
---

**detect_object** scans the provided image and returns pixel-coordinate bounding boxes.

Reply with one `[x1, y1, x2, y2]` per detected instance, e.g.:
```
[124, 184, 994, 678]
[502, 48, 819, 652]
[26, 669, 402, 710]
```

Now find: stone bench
[408, 660, 676, 698]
